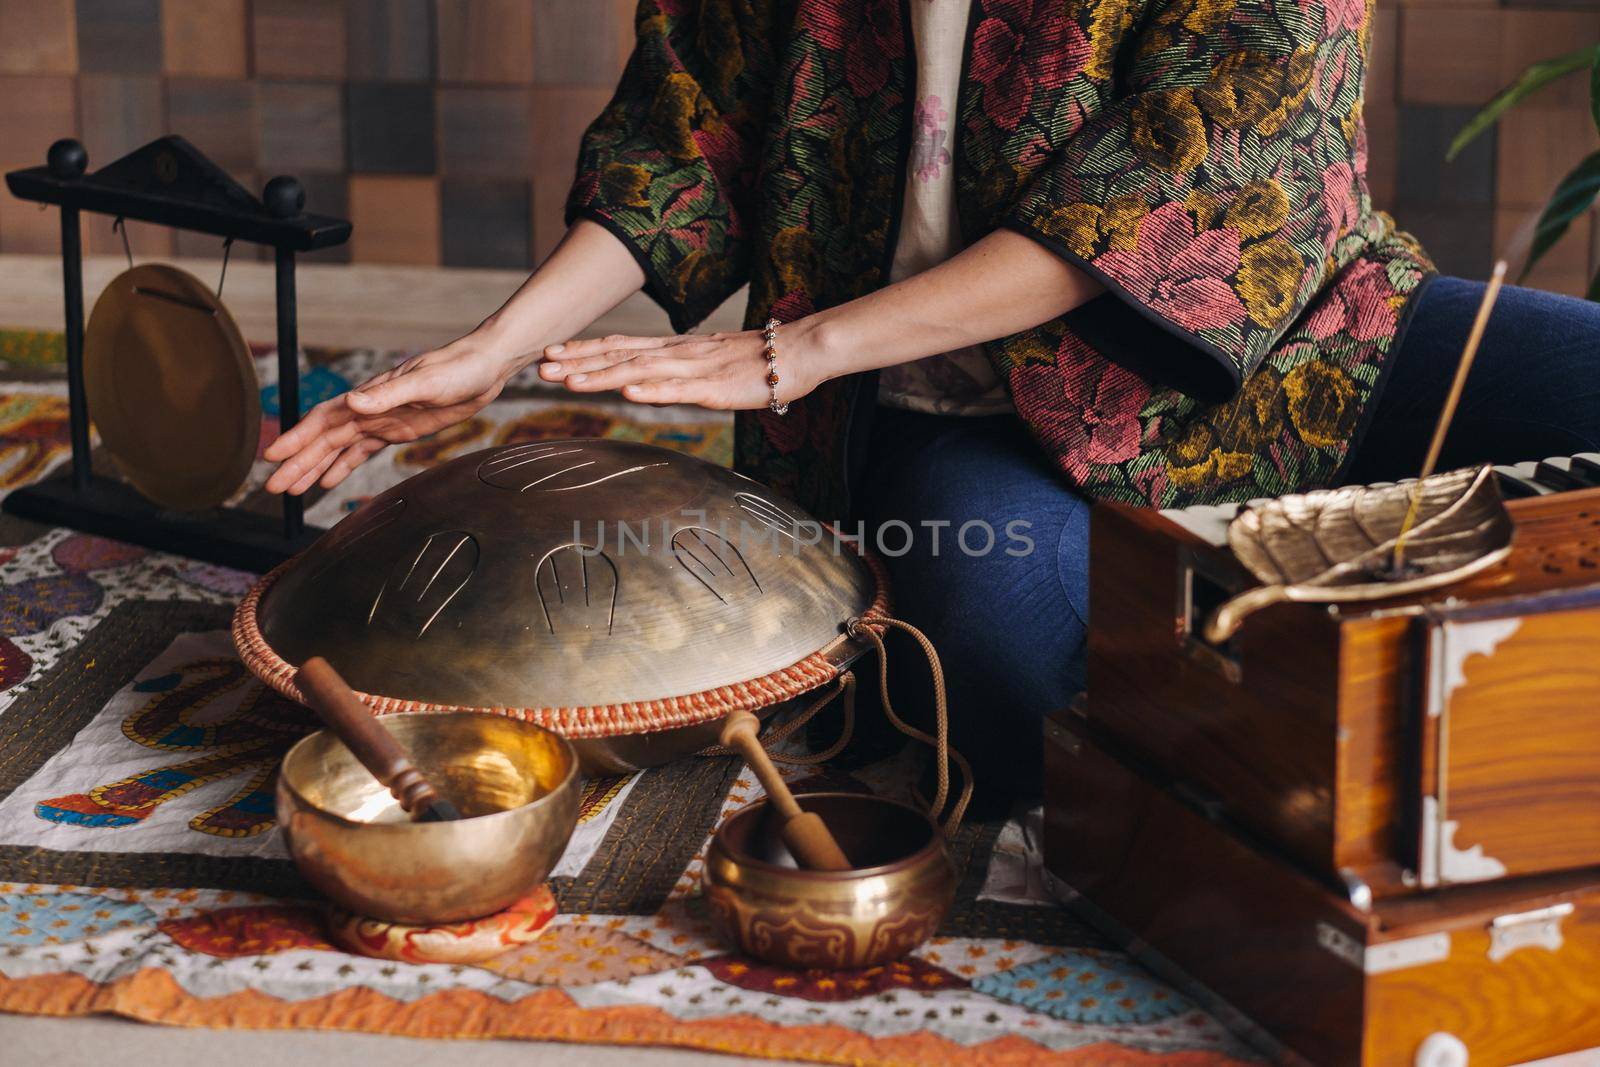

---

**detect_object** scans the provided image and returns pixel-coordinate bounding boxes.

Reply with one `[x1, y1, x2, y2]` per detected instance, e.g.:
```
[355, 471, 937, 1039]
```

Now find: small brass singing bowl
[703, 793, 957, 970]
[276, 712, 581, 924]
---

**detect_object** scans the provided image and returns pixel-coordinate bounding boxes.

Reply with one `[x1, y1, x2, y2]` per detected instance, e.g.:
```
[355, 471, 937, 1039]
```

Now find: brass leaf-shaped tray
[1203, 465, 1514, 643]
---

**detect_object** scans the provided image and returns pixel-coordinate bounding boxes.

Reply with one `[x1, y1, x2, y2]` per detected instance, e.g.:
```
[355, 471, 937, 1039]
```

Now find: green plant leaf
[1520, 149, 1600, 282]
[1448, 44, 1600, 160]
[1592, 49, 1600, 139]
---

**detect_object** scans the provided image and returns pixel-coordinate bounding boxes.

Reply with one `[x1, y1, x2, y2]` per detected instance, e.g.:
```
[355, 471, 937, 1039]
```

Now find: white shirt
[876, 0, 1013, 416]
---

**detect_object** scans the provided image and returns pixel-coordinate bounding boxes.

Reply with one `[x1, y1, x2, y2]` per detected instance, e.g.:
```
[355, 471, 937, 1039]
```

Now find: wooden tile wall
[79, 73, 163, 161]
[441, 176, 528, 268]
[0, 0, 78, 75]
[161, 0, 248, 79]
[437, 86, 531, 177]
[436, 0, 534, 85]
[531, 0, 636, 86]
[252, 0, 346, 81]
[347, 0, 433, 81]
[258, 81, 345, 172]
[0, 184, 63, 254]
[346, 80, 435, 173]
[0, 0, 1596, 295]
[0, 74, 78, 168]
[75, 0, 162, 75]
[349, 174, 439, 264]
[166, 77, 258, 172]
[530, 86, 614, 263]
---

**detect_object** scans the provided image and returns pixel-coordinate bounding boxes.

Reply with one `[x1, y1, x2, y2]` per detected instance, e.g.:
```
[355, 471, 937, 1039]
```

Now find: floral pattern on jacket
[568, 0, 1432, 520]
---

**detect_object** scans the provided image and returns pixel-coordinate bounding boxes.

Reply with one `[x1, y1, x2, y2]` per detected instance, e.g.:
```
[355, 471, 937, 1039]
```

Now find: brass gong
[84, 264, 260, 511]
[236, 440, 886, 770]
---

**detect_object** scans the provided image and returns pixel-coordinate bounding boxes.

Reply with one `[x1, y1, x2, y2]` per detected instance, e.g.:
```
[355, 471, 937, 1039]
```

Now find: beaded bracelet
[762, 317, 788, 415]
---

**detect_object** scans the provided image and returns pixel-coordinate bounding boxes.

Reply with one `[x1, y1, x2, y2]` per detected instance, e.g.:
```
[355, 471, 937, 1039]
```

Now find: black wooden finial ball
[47, 139, 87, 179]
[263, 175, 305, 218]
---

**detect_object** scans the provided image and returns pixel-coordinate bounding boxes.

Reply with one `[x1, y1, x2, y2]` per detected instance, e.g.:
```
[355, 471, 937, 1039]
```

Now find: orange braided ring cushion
[233, 540, 892, 740]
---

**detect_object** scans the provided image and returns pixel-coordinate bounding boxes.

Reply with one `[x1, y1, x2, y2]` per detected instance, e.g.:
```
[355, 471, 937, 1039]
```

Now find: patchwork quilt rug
[0, 329, 1254, 1065]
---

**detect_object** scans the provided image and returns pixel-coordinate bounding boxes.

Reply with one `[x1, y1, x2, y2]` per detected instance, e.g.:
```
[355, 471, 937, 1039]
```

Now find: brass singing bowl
[703, 793, 957, 969]
[276, 712, 581, 924]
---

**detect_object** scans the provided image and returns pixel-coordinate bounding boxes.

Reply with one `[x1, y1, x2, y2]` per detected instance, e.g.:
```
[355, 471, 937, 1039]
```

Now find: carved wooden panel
[1421, 597, 1600, 886]
[1045, 711, 1600, 1067]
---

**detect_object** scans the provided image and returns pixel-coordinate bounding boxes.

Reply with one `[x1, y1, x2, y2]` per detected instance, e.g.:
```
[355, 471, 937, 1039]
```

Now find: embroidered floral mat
[0, 329, 1254, 1065]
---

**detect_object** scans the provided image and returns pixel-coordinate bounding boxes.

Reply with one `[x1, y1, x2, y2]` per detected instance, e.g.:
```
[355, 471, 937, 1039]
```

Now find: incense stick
[1392, 259, 1507, 570]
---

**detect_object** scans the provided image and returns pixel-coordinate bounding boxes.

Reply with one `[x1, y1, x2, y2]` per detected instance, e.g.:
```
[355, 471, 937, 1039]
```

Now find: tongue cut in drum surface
[234, 439, 886, 766]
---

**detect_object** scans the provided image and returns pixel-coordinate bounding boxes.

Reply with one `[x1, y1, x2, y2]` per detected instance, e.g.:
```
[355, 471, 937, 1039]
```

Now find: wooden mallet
[719, 709, 852, 871]
[295, 656, 462, 823]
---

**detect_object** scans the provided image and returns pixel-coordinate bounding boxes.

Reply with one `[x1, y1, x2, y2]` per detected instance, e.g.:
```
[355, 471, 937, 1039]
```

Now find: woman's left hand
[538, 327, 818, 410]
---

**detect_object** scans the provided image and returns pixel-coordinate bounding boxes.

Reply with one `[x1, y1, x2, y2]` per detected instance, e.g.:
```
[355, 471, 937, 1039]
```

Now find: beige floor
[0, 254, 779, 1064]
[1, 1014, 799, 1066]
[0, 253, 747, 352]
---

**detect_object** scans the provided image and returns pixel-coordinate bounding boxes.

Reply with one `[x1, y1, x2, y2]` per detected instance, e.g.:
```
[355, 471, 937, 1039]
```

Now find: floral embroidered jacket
[567, 0, 1433, 520]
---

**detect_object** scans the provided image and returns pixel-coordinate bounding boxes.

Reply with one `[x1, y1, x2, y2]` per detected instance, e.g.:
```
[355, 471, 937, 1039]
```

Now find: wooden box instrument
[1043, 711, 1600, 1067]
[1085, 457, 1600, 901]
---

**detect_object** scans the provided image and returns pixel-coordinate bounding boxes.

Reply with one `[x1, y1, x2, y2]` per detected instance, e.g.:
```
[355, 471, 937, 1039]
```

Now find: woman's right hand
[261, 219, 648, 496]
[263, 334, 520, 495]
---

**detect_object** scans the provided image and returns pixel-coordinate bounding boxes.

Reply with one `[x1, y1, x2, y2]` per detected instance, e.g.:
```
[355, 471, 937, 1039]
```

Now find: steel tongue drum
[235, 439, 888, 772]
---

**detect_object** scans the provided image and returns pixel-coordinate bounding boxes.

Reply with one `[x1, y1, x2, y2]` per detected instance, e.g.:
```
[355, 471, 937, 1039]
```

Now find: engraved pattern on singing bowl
[702, 793, 957, 969]
[249, 440, 880, 714]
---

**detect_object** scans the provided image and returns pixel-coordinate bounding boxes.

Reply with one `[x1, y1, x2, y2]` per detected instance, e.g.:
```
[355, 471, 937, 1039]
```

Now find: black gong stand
[3, 136, 352, 573]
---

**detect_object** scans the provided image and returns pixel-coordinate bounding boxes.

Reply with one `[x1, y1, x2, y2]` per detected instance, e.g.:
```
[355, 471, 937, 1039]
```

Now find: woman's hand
[536, 232, 1103, 416]
[263, 336, 518, 495]
[538, 325, 824, 409]
[262, 219, 649, 497]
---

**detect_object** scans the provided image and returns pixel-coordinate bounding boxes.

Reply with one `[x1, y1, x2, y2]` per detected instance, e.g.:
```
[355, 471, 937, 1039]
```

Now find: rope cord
[700, 670, 857, 765]
[850, 616, 974, 835]
[773, 670, 855, 766]
[701, 617, 974, 834]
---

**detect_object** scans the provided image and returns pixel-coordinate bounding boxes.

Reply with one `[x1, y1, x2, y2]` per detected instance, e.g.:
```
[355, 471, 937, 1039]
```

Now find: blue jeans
[854, 277, 1600, 799]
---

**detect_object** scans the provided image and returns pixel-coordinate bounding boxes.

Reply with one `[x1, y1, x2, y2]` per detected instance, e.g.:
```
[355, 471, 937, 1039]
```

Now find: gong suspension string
[851, 616, 974, 835]
[112, 216, 133, 269]
[216, 237, 234, 299]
